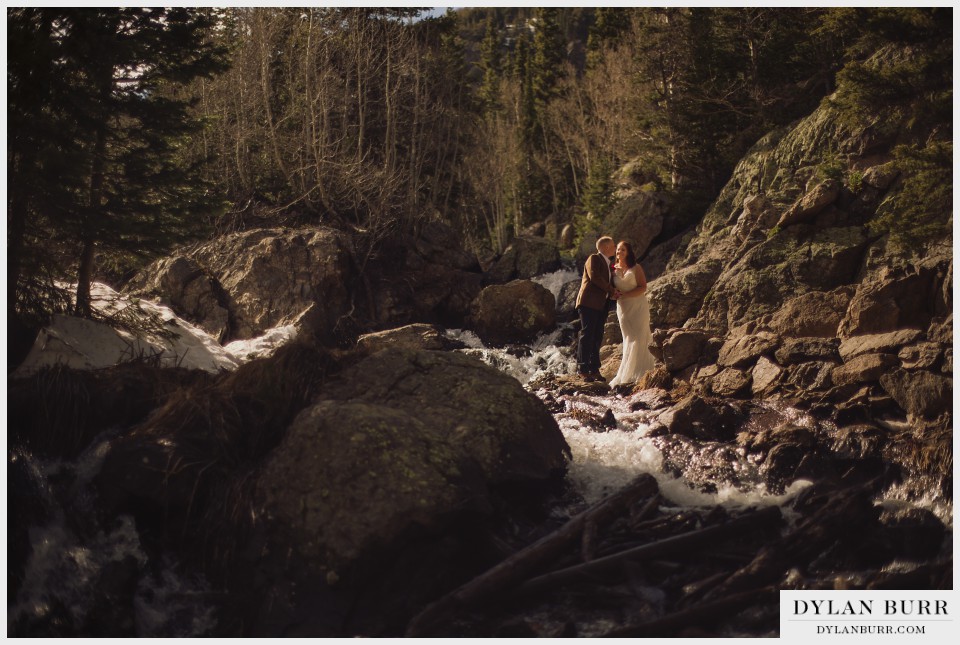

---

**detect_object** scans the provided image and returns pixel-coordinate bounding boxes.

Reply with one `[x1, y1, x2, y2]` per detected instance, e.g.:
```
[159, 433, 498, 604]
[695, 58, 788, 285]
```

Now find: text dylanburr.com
[781, 591, 956, 641]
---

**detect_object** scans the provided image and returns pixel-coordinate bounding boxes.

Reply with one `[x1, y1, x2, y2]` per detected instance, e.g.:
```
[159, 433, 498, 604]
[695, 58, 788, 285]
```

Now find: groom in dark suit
[575, 236, 620, 381]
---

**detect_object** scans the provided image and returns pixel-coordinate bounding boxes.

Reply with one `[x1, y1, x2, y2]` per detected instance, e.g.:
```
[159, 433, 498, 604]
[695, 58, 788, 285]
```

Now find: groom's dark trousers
[576, 305, 606, 374]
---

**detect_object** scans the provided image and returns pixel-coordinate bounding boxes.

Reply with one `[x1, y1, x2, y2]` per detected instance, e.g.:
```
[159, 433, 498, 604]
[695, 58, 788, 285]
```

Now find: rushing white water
[8, 438, 216, 637]
[532, 267, 580, 300]
[445, 326, 577, 386]
[445, 325, 815, 511]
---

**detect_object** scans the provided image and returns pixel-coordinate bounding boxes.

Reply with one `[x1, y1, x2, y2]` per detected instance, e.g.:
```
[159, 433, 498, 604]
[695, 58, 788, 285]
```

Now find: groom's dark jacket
[576, 253, 616, 311]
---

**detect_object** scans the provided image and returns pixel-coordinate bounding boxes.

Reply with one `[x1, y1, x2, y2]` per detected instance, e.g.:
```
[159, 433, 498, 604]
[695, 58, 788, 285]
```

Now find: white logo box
[781, 590, 957, 642]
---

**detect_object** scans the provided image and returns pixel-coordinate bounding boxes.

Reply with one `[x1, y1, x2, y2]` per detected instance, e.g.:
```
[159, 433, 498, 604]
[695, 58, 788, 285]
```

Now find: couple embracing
[575, 236, 655, 386]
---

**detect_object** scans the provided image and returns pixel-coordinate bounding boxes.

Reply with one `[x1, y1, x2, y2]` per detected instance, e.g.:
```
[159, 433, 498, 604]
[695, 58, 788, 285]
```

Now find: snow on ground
[224, 324, 298, 362]
[12, 283, 239, 377]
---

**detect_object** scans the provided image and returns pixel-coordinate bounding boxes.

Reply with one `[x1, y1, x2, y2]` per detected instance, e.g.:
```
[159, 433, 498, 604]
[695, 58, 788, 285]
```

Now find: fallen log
[703, 484, 876, 601]
[405, 474, 659, 636]
[516, 505, 782, 596]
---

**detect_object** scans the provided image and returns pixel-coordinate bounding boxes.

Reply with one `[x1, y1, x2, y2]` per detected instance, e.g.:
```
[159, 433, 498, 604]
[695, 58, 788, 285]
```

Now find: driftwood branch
[516, 505, 782, 596]
[405, 474, 659, 636]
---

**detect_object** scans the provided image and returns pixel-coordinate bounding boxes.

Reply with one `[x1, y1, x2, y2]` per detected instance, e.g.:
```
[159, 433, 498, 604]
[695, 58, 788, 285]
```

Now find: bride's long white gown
[610, 269, 656, 386]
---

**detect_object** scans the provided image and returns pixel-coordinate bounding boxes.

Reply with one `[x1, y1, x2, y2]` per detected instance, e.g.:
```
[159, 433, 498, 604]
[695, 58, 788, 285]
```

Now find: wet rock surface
[469, 280, 556, 346]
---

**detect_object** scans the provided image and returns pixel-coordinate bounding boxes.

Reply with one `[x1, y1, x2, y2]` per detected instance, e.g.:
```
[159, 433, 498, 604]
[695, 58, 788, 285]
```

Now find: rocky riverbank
[7, 47, 952, 636]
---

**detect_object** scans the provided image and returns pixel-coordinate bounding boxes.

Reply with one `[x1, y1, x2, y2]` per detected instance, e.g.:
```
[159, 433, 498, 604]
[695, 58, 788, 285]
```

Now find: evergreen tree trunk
[76, 123, 108, 318]
[8, 180, 28, 319]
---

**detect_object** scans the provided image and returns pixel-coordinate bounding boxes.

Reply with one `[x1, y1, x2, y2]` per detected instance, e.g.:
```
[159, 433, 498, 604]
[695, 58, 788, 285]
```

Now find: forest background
[6, 6, 952, 329]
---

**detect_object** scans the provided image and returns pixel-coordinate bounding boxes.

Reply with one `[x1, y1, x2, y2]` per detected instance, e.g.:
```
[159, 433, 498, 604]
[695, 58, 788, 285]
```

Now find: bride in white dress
[610, 241, 656, 387]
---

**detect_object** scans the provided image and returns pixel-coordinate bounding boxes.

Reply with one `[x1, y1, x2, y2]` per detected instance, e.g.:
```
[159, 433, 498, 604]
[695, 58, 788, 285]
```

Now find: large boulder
[469, 280, 556, 345]
[838, 267, 943, 338]
[356, 324, 449, 356]
[486, 236, 561, 284]
[647, 260, 724, 329]
[832, 353, 898, 387]
[125, 255, 231, 342]
[660, 329, 710, 372]
[838, 329, 924, 362]
[717, 332, 780, 369]
[602, 190, 666, 256]
[694, 226, 868, 335]
[255, 349, 569, 567]
[765, 288, 854, 338]
[367, 222, 484, 328]
[774, 337, 841, 365]
[188, 227, 353, 341]
[776, 180, 840, 228]
[879, 369, 952, 419]
[128, 222, 485, 343]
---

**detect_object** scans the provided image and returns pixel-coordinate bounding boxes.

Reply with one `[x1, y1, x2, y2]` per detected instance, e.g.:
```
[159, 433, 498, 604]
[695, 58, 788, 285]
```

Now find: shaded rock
[524, 221, 547, 237]
[879, 368, 952, 418]
[487, 236, 561, 284]
[876, 507, 946, 561]
[751, 357, 783, 397]
[838, 267, 943, 337]
[774, 337, 840, 365]
[602, 312, 623, 346]
[469, 280, 556, 346]
[661, 329, 709, 372]
[838, 329, 923, 362]
[648, 260, 724, 329]
[832, 353, 899, 387]
[784, 361, 835, 391]
[660, 395, 742, 442]
[717, 332, 780, 368]
[830, 424, 885, 459]
[125, 255, 231, 342]
[559, 224, 575, 249]
[320, 349, 570, 483]
[599, 343, 622, 382]
[357, 324, 448, 356]
[766, 288, 853, 338]
[188, 227, 352, 341]
[602, 190, 666, 256]
[640, 231, 688, 281]
[373, 222, 484, 328]
[556, 280, 581, 321]
[943, 348, 952, 375]
[760, 443, 805, 488]
[600, 409, 617, 428]
[251, 348, 569, 635]
[776, 180, 840, 228]
[927, 314, 952, 344]
[710, 368, 752, 398]
[898, 342, 943, 371]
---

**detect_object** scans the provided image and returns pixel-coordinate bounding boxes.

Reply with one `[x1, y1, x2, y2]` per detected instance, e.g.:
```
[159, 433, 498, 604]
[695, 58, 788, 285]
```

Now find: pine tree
[479, 15, 502, 115]
[8, 8, 228, 318]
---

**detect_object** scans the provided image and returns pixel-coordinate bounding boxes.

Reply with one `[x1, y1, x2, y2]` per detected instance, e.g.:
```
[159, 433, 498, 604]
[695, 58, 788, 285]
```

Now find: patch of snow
[224, 324, 298, 363]
[12, 283, 238, 377]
